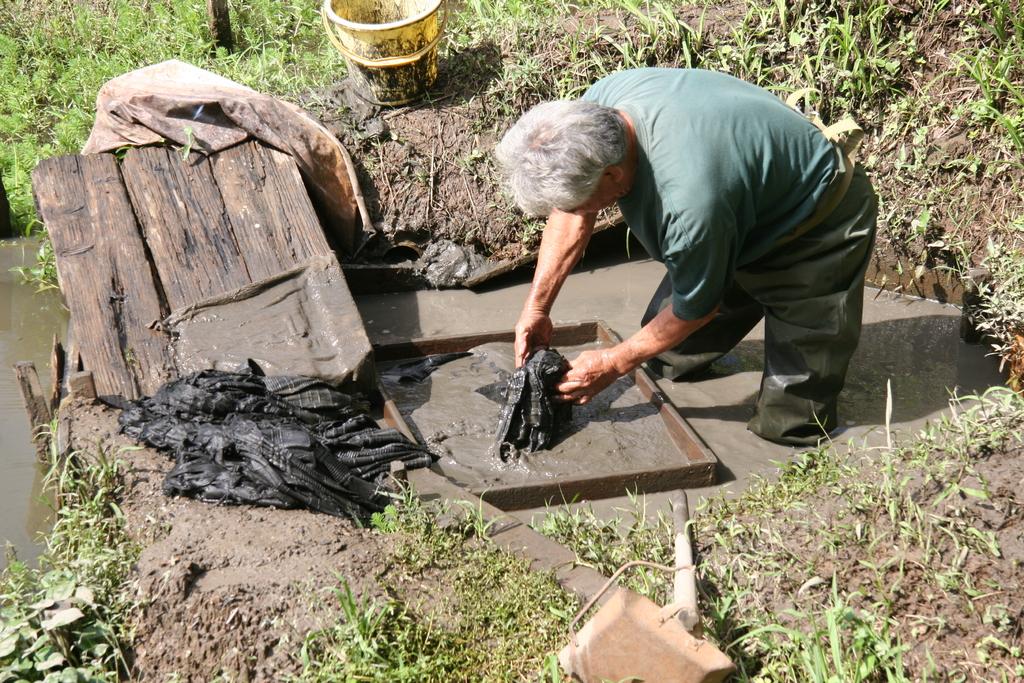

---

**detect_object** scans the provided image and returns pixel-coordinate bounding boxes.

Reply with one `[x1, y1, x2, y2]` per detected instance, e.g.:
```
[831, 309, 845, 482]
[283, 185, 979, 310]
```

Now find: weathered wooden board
[13, 361, 51, 460]
[49, 334, 64, 414]
[210, 141, 333, 281]
[38, 143, 376, 403]
[122, 147, 252, 310]
[33, 154, 172, 399]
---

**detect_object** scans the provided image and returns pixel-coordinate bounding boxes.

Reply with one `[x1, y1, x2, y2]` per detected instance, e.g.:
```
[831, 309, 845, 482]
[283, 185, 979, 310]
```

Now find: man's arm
[514, 209, 597, 366]
[556, 304, 718, 403]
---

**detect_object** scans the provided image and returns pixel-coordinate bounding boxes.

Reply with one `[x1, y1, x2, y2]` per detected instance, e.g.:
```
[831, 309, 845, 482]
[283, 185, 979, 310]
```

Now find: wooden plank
[0, 174, 11, 238]
[61, 317, 80, 403]
[469, 463, 716, 510]
[342, 263, 426, 295]
[210, 141, 333, 280]
[33, 154, 173, 399]
[122, 147, 252, 310]
[13, 361, 52, 461]
[462, 215, 622, 288]
[206, 0, 233, 50]
[49, 334, 64, 413]
[69, 371, 97, 400]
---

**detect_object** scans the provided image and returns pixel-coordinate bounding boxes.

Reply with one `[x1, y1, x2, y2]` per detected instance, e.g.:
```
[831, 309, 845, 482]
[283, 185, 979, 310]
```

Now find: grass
[4, 0, 1024, 362]
[1, 437, 139, 681]
[294, 491, 576, 682]
[973, 234, 1024, 390]
[540, 387, 1024, 680]
[0, 0, 340, 235]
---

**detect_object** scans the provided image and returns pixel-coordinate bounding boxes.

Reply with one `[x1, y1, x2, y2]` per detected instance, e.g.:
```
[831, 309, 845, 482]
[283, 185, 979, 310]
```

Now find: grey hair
[494, 100, 626, 216]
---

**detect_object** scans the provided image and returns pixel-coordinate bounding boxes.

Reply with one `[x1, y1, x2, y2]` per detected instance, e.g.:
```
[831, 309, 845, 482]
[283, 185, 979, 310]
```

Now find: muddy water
[382, 342, 677, 490]
[0, 241, 67, 570]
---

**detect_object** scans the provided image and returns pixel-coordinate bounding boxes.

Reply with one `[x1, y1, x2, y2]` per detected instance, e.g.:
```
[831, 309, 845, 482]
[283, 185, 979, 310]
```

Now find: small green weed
[973, 237, 1024, 389]
[734, 581, 908, 683]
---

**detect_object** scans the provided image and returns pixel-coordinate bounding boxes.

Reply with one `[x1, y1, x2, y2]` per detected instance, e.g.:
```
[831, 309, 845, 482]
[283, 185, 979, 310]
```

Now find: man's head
[495, 100, 628, 217]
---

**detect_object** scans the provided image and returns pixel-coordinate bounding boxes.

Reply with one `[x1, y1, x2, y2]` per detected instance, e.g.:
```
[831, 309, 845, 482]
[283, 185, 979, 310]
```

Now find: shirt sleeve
[663, 205, 738, 321]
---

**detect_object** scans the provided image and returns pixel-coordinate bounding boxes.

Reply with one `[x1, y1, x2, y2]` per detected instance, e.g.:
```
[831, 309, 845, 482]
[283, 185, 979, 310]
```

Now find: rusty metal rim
[323, 0, 444, 34]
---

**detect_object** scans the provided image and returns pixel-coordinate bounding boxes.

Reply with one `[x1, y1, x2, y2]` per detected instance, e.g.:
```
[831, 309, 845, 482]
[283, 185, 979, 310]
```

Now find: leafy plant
[1, 445, 138, 681]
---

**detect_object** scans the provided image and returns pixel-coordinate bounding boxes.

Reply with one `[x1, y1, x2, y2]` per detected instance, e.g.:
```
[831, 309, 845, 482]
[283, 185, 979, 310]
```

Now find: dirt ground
[303, 1, 1022, 308]
[61, 398, 408, 681]
[303, 4, 744, 263]
[699, 441, 1024, 679]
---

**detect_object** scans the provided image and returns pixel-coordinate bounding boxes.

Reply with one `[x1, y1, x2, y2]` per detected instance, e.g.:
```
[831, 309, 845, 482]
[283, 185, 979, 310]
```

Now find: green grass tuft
[296, 492, 576, 682]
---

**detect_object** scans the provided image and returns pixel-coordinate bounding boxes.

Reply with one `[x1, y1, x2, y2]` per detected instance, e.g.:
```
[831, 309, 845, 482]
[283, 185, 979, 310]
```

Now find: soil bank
[61, 398, 440, 681]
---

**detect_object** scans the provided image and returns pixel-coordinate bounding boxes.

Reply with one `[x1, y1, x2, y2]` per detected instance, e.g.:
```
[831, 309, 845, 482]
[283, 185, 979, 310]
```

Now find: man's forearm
[523, 209, 596, 314]
[610, 305, 718, 374]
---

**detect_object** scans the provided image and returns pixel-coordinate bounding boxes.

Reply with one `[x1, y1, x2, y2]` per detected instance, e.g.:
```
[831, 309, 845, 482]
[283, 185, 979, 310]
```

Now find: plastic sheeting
[82, 60, 366, 252]
[166, 257, 377, 395]
[119, 369, 433, 519]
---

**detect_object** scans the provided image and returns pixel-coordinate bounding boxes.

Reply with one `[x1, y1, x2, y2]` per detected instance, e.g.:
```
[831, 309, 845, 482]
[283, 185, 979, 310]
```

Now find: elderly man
[495, 68, 877, 446]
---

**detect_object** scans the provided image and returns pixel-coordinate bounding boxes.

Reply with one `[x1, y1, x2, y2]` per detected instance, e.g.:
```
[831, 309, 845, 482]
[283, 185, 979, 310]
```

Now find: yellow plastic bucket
[321, 0, 447, 106]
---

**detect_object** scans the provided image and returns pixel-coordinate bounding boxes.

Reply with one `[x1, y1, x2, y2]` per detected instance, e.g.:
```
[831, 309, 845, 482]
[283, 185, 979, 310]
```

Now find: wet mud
[0, 240, 67, 569]
[60, 398, 433, 681]
[381, 342, 677, 490]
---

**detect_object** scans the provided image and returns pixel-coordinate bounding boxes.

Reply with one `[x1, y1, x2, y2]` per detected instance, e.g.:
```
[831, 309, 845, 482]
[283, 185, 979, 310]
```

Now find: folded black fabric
[119, 369, 433, 519]
[493, 349, 571, 461]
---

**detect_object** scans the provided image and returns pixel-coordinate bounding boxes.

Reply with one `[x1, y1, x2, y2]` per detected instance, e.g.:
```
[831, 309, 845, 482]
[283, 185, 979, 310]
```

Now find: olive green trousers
[642, 165, 878, 446]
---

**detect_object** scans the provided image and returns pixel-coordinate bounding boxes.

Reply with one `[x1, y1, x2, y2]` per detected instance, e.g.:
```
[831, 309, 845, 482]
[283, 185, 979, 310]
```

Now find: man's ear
[605, 165, 626, 184]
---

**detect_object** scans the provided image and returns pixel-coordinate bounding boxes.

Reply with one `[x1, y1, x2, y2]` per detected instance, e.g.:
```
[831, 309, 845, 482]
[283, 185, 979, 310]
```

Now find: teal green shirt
[583, 68, 839, 319]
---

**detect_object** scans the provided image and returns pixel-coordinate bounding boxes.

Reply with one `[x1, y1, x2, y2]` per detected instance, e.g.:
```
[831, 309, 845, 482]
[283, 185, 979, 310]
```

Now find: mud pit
[382, 342, 675, 490]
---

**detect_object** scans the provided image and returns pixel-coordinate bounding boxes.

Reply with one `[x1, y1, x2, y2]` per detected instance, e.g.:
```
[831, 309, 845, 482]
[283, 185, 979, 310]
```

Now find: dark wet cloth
[493, 349, 571, 460]
[119, 370, 434, 519]
[381, 352, 472, 383]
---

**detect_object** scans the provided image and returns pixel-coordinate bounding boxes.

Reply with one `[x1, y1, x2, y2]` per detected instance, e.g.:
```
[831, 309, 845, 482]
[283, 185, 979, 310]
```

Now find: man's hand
[555, 348, 625, 404]
[514, 310, 554, 367]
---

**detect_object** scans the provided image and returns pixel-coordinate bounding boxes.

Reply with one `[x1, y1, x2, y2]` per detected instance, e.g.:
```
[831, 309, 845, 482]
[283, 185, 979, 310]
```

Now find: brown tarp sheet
[82, 60, 366, 253]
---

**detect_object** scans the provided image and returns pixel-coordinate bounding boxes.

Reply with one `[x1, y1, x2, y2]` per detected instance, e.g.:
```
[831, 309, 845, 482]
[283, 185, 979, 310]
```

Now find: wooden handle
[670, 490, 700, 633]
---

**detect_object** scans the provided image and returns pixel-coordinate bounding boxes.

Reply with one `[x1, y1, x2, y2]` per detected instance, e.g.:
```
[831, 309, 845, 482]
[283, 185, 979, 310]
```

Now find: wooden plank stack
[33, 140, 353, 403]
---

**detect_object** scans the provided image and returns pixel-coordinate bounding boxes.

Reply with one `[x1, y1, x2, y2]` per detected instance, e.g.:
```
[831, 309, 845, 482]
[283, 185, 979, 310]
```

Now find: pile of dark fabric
[493, 349, 571, 461]
[118, 369, 433, 519]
